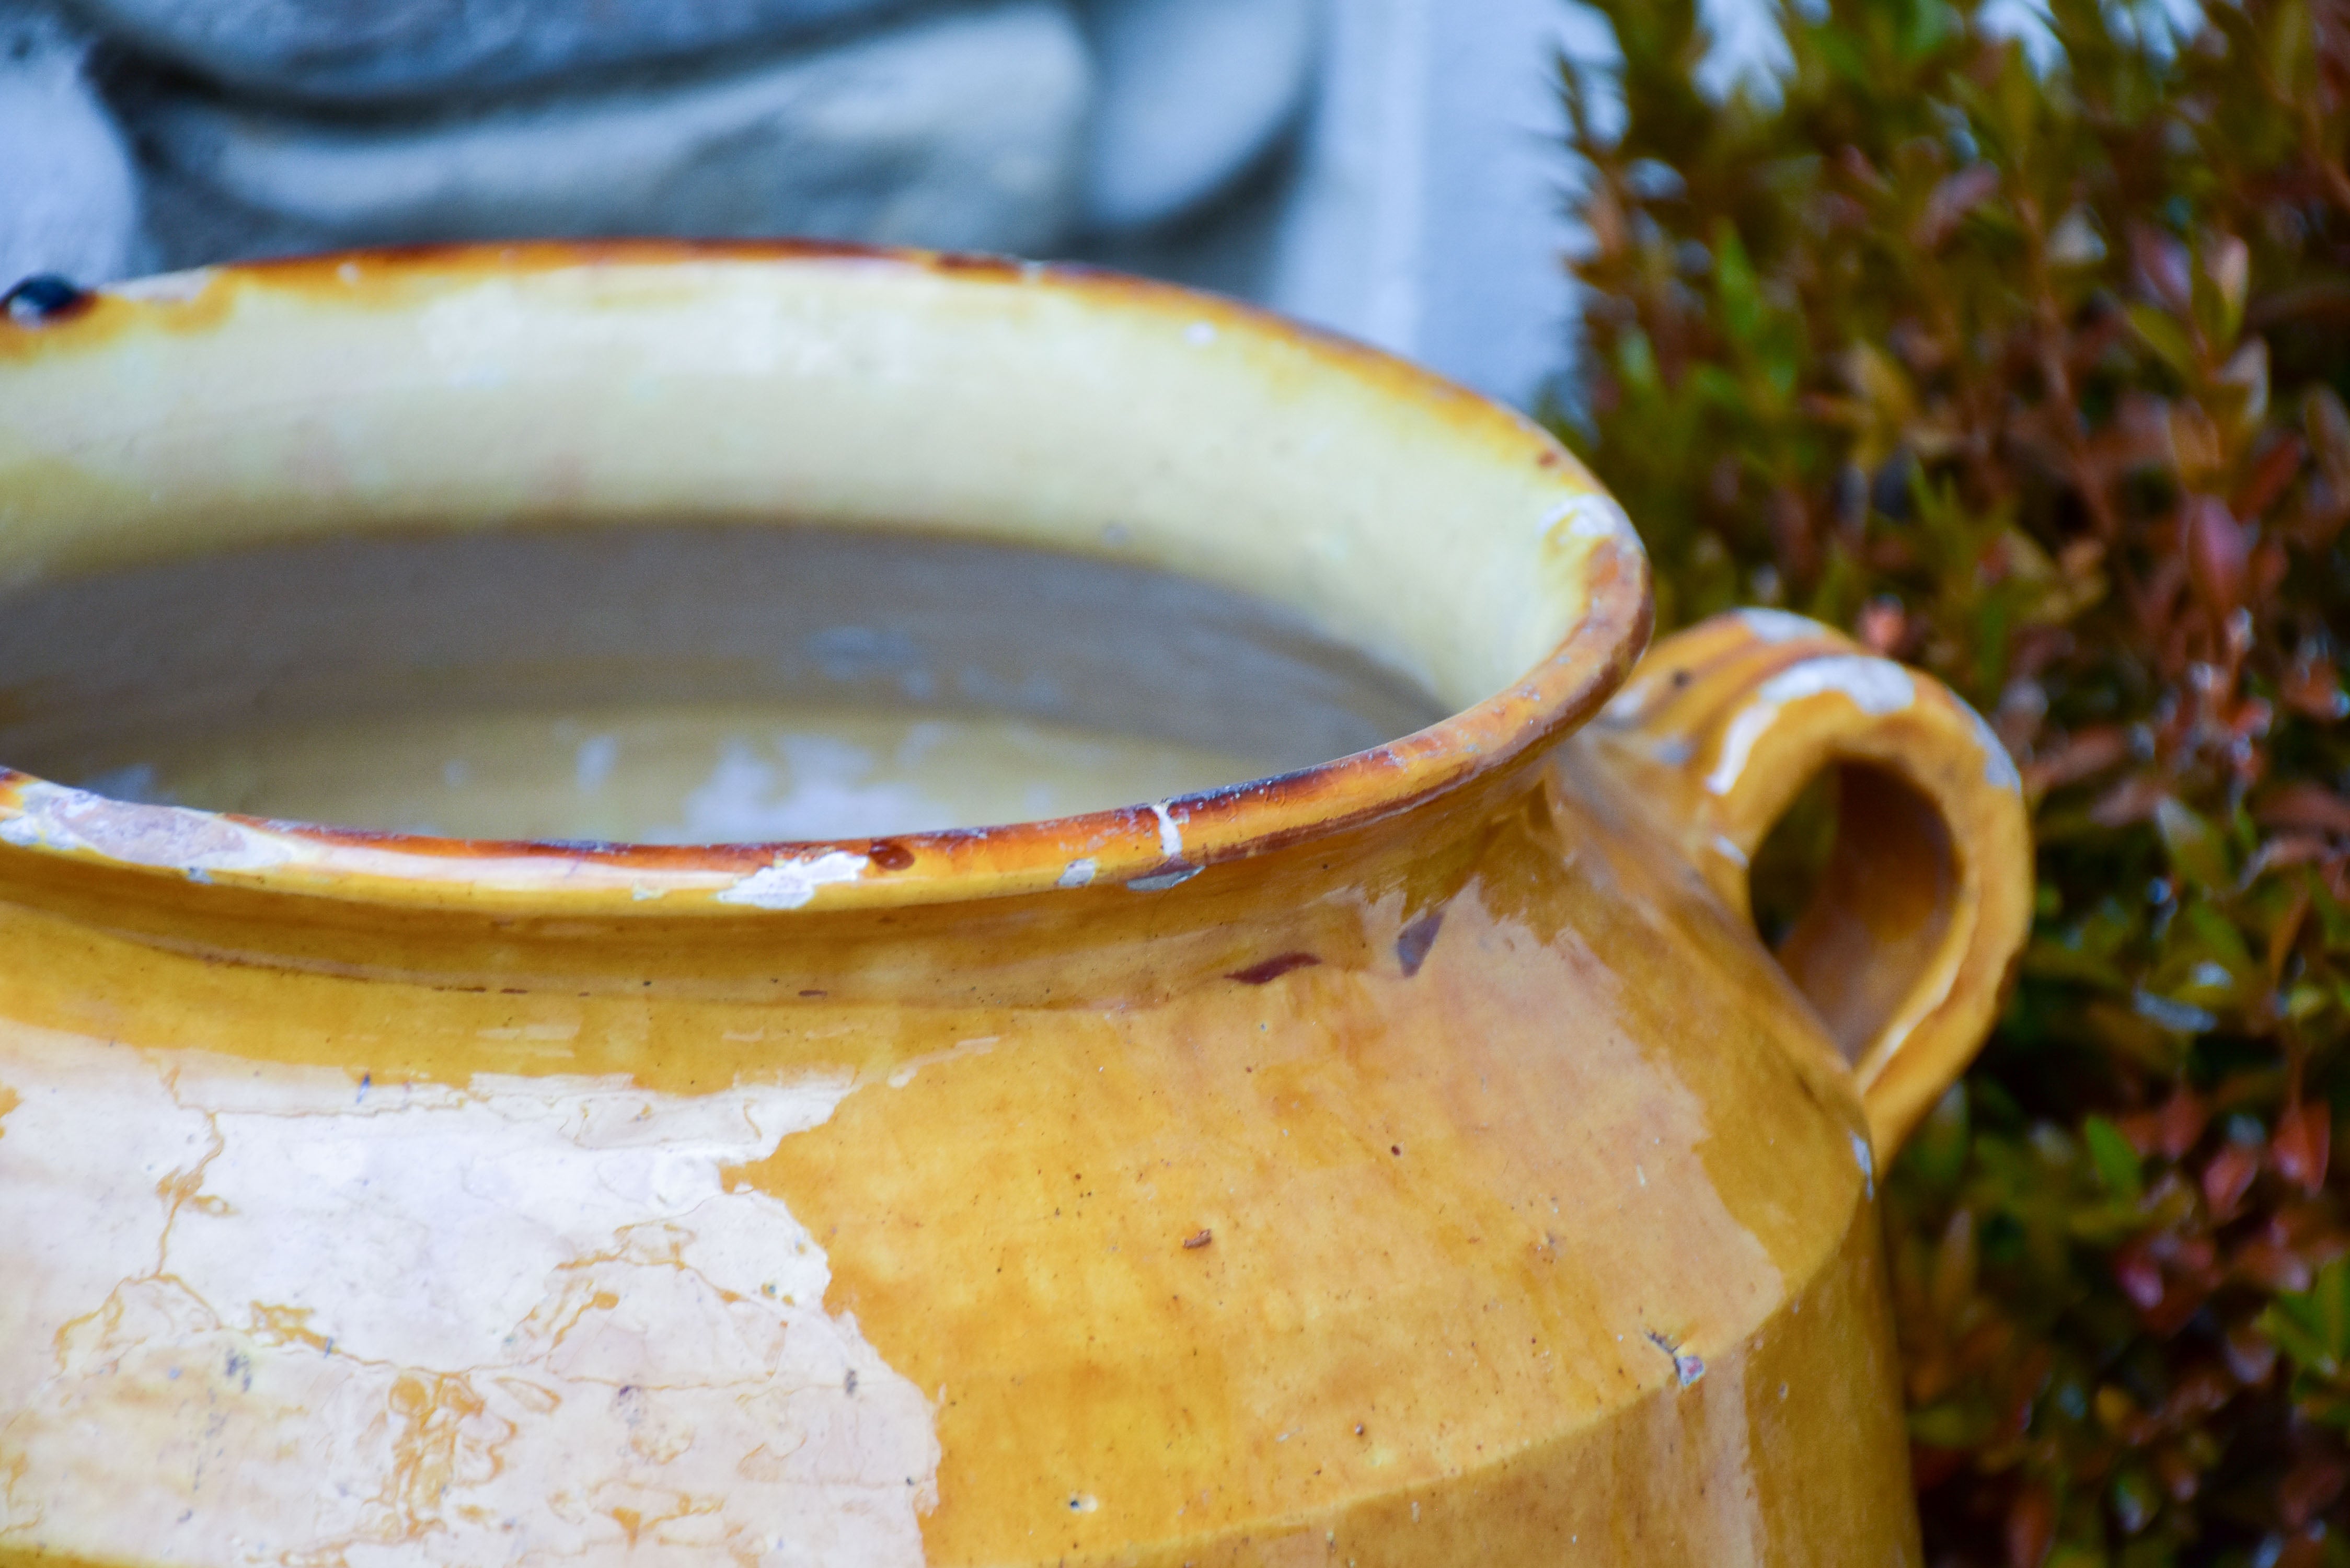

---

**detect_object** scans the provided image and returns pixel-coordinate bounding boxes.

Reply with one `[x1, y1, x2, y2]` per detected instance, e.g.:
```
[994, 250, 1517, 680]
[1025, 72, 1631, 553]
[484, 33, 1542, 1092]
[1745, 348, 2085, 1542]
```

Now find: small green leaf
[1616, 330, 1661, 393]
[2270, 0, 2317, 98]
[1712, 220, 1765, 349]
[2082, 1115, 2144, 1203]
[1907, 1401, 1991, 1448]
[2260, 1258, 2350, 1379]
[1904, 1082, 1972, 1194]
[2109, 1466, 2162, 1536]
[2127, 304, 2197, 377]
[2306, 385, 2350, 477]
[2155, 798, 2232, 891]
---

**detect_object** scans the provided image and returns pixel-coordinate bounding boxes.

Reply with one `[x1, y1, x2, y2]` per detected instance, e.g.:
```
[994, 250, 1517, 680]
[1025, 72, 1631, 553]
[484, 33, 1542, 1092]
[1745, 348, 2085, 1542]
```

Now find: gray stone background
[3, 0, 1618, 408]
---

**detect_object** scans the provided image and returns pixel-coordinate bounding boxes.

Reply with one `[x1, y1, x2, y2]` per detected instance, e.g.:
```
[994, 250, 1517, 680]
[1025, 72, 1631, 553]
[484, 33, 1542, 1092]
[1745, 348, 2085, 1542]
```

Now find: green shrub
[1558, 1, 2350, 1560]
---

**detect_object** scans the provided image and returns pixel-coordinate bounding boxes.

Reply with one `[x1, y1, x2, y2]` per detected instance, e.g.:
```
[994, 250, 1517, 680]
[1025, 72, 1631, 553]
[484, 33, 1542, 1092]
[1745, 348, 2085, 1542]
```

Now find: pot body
[0, 724, 1915, 1566]
[0, 249, 2031, 1566]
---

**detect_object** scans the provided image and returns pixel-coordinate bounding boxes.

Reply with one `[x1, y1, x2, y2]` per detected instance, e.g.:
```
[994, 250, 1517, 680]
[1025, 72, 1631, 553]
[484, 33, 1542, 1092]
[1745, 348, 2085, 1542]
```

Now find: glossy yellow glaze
[0, 247, 2031, 1566]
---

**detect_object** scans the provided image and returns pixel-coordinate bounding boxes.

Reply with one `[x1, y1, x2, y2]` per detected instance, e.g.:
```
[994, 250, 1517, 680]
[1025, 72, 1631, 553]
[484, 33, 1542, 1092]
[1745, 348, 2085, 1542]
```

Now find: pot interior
[0, 523, 1444, 843]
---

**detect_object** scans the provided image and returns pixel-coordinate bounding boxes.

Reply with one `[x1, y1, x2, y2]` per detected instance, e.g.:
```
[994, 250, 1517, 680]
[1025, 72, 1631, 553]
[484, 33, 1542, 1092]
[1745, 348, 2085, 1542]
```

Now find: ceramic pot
[0, 246, 2031, 1566]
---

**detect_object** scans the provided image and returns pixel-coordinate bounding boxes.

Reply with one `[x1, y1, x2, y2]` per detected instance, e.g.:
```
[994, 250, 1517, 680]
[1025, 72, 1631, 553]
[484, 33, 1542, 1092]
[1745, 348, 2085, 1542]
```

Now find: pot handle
[1589, 610, 2033, 1155]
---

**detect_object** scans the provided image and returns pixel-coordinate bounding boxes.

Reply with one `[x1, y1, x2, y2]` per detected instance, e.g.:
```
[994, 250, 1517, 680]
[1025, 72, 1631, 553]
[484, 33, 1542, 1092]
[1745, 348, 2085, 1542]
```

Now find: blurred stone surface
[1076, 0, 1316, 234]
[1268, 0, 1593, 408]
[60, 0, 914, 102]
[3, 0, 1589, 413]
[133, 0, 1090, 265]
[0, 6, 142, 284]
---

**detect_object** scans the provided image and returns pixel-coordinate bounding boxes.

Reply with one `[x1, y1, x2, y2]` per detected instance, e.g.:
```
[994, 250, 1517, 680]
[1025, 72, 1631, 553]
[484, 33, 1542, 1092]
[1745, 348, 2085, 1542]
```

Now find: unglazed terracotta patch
[0, 1028, 940, 1567]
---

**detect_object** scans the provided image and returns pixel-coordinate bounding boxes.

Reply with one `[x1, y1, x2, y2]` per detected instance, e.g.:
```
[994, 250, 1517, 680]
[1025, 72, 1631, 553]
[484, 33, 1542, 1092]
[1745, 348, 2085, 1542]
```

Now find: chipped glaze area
[105, 268, 219, 305]
[1539, 493, 1634, 544]
[1732, 607, 1821, 644]
[1704, 654, 1918, 797]
[0, 1030, 940, 1567]
[1121, 864, 1200, 892]
[0, 778, 741, 898]
[716, 851, 874, 911]
[1963, 704, 2025, 793]
[0, 781, 293, 875]
[1147, 801, 1185, 862]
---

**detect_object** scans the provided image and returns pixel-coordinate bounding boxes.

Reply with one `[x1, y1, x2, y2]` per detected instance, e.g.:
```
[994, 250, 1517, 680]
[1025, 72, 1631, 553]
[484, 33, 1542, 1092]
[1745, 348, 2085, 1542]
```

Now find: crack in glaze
[0, 1032, 939, 1567]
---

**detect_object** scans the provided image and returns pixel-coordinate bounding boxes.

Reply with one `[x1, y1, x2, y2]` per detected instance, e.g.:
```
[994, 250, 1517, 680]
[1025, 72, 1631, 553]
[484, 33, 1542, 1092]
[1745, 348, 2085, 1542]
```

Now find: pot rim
[0, 241, 1654, 917]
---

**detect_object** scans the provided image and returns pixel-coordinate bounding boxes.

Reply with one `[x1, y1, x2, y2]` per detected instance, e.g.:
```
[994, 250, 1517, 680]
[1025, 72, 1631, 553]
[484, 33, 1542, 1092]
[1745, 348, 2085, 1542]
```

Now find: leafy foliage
[1559, 0, 2350, 1560]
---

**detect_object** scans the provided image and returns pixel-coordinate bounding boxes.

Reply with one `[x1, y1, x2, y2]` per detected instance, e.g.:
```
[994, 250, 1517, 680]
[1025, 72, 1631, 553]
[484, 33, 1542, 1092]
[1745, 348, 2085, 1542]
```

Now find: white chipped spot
[1736, 607, 1821, 643]
[1057, 858, 1098, 889]
[6, 809, 57, 846]
[1851, 1130, 1876, 1200]
[1756, 656, 1917, 714]
[1707, 708, 1780, 798]
[629, 884, 665, 902]
[713, 850, 870, 910]
[1877, 963, 1958, 1065]
[1540, 493, 1631, 542]
[1644, 1329, 1705, 1387]
[1069, 1493, 1100, 1514]
[1711, 834, 1749, 869]
[887, 1036, 999, 1090]
[1149, 801, 1185, 860]
[1184, 321, 1218, 347]
[1600, 684, 1651, 724]
[1706, 656, 1916, 796]
[0, 783, 291, 875]
[1126, 866, 1201, 893]
[107, 268, 216, 303]
[1965, 705, 2023, 792]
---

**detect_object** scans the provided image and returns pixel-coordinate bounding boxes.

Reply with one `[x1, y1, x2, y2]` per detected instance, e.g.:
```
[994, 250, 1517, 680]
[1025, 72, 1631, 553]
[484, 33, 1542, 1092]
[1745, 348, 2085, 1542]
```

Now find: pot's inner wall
[0, 524, 1443, 842]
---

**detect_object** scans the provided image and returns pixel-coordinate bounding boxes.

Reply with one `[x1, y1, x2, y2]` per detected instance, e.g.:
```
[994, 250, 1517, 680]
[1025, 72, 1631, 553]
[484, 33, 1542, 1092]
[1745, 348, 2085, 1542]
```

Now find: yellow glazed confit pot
[0, 246, 2031, 1566]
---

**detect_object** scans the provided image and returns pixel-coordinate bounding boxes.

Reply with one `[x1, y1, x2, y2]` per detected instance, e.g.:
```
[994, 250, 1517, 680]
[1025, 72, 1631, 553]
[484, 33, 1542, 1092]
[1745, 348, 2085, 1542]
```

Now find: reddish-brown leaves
[2276, 1104, 2333, 1195]
[1564, 0, 2350, 1558]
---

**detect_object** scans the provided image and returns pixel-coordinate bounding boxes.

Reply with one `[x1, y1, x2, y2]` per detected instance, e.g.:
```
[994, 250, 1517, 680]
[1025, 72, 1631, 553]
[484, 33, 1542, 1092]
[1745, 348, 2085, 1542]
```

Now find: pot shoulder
[739, 747, 1895, 1559]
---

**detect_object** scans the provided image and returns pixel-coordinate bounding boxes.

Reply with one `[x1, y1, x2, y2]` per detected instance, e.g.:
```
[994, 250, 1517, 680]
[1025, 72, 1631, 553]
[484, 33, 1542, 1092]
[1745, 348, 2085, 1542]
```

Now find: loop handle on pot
[1591, 610, 2033, 1156]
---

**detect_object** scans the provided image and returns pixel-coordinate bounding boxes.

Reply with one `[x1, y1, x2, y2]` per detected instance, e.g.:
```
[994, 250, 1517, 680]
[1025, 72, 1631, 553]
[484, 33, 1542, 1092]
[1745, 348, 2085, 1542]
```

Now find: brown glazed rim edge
[0, 240, 1656, 916]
